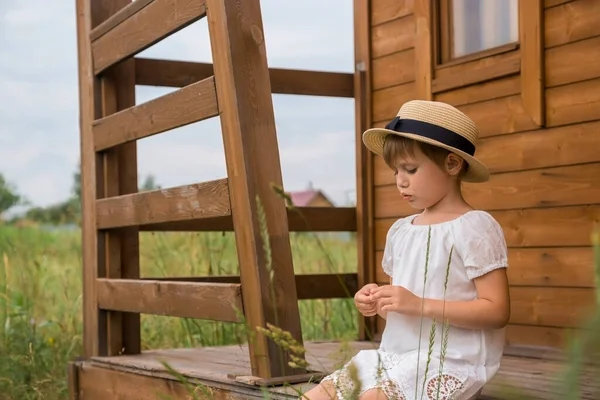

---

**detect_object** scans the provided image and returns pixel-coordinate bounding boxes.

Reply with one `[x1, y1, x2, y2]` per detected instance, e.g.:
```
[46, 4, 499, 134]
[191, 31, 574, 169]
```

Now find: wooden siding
[368, 0, 600, 349]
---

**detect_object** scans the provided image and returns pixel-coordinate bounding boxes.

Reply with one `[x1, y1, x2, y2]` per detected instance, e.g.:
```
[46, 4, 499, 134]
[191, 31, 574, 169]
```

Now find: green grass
[0, 224, 358, 400]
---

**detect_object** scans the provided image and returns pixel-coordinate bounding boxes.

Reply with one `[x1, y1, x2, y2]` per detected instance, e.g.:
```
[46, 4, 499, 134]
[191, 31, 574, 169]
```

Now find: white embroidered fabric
[320, 211, 509, 400]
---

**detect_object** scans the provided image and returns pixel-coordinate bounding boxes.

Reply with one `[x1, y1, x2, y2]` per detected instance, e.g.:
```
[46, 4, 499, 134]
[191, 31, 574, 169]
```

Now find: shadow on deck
[69, 340, 600, 399]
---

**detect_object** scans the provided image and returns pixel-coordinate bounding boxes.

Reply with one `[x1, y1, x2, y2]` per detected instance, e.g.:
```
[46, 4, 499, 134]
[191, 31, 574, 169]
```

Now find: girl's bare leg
[299, 380, 338, 400]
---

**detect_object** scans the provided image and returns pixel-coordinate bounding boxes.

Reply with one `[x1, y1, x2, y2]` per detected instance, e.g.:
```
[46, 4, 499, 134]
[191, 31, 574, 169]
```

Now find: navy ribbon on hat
[385, 117, 476, 156]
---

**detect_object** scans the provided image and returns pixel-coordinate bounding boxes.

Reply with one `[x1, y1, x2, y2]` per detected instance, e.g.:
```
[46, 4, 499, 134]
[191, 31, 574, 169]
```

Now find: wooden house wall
[367, 0, 600, 349]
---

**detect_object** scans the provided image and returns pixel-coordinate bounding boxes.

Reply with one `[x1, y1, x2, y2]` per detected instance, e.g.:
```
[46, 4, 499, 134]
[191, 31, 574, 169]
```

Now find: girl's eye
[406, 168, 417, 174]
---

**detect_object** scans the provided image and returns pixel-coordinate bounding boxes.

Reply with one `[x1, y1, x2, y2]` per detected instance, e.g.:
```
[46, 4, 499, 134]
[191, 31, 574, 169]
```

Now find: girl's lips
[401, 194, 412, 200]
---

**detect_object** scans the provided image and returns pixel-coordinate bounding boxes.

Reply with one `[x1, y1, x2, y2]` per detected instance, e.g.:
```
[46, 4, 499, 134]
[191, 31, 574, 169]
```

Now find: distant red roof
[288, 190, 319, 207]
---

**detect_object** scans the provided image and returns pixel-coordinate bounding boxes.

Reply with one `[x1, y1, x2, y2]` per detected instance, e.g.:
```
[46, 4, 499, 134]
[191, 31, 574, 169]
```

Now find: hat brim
[362, 127, 490, 183]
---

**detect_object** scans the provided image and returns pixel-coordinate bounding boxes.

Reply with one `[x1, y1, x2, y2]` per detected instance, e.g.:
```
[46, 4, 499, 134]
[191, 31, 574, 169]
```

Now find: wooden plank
[476, 120, 600, 174]
[434, 75, 521, 107]
[138, 206, 356, 232]
[519, 0, 545, 126]
[206, 0, 304, 379]
[93, 76, 218, 151]
[354, 0, 376, 341]
[510, 287, 595, 328]
[546, 77, 600, 127]
[414, 0, 432, 100]
[546, 36, 600, 88]
[464, 163, 600, 211]
[372, 49, 414, 90]
[371, 0, 413, 26]
[374, 205, 600, 248]
[458, 95, 538, 137]
[371, 14, 414, 59]
[374, 247, 595, 289]
[545, 0, 600, 48]
[506, 325, 572, 349]
[142, 273, 359, 300]
[372, 81, 415, 122]
[433, 50, 521, 94]
[76, 363, 214, 400]
[134, 58, 354, 97]
[96, 179, 230, 229]
[506, 247, 595, 288]
[90, 0, 154, 41]
[96, 279, 244, 322]
[91, 0, 207, 74]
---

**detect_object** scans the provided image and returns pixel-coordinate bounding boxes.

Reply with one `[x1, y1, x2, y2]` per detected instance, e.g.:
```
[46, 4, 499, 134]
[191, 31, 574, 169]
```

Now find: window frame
[413, 0, 545, 127]
[433, 0, 520, 68]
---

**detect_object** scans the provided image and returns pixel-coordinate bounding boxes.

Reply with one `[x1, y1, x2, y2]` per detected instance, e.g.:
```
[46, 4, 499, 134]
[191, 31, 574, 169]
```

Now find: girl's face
[392, 145, 457, 210]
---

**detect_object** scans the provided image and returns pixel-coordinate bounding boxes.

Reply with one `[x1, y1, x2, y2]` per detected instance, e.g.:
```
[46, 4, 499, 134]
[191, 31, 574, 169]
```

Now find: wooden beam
[353, 0, 376, 342]
[142, 273, 359, 300]
[133, 57, 355, 98]
[76, 0, 101, 361]
[77, 0, 144, 361]
[432, 50, 521, 94]
[414, 0, 433, 100]
[520, 0, 545, 126]
[207, 0, 304, 379]
[96, 179, 230, 229]
[90, 0, 154, 41]
[93, 76, 218, 151]
[96, 279, 244, 322]
[91, 0, 207, 74]
[137, 206, 357, 232]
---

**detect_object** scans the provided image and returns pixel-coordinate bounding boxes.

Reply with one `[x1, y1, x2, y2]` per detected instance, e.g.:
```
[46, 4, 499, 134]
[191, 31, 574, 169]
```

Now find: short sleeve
[381, 217, 407, 277]
[456, 211, 508, 280]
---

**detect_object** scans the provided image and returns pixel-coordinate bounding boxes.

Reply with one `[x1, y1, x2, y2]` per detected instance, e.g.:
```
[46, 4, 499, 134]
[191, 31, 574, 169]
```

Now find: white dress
[320, 210, 509, 400]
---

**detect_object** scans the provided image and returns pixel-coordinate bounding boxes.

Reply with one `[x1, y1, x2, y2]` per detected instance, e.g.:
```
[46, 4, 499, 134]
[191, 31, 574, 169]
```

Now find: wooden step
[93, 75, 218, 151]
[96, 178, 230, 229]
[96, 278, 243, 322]
[90, 0, 208, 74]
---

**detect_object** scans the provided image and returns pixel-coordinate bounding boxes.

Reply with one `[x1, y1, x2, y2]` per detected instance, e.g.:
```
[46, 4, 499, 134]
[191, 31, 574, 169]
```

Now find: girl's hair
[382, 134, 468, 176]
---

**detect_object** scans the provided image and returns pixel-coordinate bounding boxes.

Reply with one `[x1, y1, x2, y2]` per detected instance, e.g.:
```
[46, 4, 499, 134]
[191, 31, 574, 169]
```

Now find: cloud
[0, 0, 356, 209]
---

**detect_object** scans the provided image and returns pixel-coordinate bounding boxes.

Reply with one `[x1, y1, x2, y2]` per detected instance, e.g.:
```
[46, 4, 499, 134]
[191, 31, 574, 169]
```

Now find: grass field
[0, 224, 359, 400]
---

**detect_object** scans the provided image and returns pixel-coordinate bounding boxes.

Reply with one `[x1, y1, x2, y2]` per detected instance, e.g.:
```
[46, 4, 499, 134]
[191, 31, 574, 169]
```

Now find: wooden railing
[75, 0, 360, 382]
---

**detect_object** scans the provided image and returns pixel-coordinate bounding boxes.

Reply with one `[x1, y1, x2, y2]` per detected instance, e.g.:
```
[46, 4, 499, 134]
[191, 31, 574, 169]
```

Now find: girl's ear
[445, 153, 464, 176]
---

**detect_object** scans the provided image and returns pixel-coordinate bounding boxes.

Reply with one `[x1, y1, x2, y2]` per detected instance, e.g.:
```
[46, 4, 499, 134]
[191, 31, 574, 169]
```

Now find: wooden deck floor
[73, 341, 600, 399]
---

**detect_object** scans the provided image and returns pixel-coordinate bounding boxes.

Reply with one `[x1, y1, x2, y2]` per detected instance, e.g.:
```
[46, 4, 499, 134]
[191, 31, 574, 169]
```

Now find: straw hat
[362, 100, 489, 183]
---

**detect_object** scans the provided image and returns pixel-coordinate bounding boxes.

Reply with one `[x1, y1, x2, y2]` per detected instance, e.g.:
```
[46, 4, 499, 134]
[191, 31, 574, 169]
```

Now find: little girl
[302, 100, 510, 400]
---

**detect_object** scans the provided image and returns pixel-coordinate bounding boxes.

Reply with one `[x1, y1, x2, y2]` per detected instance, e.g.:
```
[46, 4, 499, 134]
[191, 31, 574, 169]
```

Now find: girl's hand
[370, 285, 422, 316]
[354, 283, 379, 317]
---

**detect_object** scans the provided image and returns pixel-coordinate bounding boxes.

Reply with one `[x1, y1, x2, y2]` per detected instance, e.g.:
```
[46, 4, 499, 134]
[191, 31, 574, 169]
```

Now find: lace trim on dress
[319, 350, 470, 400]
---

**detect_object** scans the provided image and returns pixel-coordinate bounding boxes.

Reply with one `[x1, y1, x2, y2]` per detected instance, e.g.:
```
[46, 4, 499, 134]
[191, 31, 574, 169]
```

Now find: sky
[0, 0, 357, 212]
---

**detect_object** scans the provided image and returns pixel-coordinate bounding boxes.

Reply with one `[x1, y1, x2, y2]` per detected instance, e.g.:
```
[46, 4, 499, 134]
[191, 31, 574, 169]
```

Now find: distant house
[286, 189, 334, 208]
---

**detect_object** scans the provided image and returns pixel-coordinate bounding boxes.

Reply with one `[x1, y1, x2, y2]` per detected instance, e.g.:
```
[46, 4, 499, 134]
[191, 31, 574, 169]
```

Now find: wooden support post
[354, 0, 376, 342]
[97, 58, 141, 356]
[206, 0, 305, 379]
[75, 0, 140, 358]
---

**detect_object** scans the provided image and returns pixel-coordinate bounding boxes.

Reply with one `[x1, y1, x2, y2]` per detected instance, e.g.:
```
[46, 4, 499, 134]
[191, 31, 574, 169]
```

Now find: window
[437, 0, 519, 65]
